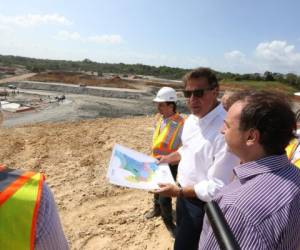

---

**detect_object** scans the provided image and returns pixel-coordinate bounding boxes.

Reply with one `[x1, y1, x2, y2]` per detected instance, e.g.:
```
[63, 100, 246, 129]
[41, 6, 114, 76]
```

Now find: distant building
[0, 90, 8, 97]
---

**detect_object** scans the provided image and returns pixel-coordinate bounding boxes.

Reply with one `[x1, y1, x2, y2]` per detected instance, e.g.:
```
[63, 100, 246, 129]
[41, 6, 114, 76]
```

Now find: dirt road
[0, 73, 36, 84]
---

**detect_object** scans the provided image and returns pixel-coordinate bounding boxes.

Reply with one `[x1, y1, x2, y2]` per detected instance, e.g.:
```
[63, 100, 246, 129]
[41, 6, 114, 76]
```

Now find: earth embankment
[0, 116, 175, 250]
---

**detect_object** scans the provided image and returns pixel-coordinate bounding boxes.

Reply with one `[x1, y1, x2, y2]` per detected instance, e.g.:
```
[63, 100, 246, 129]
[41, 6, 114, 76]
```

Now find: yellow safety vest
[286, 139, 300, 168]
[0, 165, 44, 250]
[152, 113, 184, 158]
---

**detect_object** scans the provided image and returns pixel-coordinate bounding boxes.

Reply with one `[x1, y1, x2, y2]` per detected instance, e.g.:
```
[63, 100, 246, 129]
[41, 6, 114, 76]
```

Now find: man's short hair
[182, 67, 219, 89]
[230, 90, 296, 155]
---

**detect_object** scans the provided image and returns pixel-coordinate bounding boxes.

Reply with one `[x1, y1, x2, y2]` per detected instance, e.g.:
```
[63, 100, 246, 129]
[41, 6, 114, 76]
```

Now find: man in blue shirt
[199, 90, 300, 249]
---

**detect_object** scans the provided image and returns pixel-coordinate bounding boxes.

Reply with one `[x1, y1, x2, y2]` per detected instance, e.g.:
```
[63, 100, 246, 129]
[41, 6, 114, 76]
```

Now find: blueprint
[107, 144, 175, 190]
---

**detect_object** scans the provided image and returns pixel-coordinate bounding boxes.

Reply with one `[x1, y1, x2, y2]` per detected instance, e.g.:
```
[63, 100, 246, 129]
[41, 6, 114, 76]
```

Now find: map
[114, 150, 158, 182]
[107, 144, 175, 190]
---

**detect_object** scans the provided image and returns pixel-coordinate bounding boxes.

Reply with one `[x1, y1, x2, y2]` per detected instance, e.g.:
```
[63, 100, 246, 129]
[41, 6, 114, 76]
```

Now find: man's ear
[246, 129, 260, 146]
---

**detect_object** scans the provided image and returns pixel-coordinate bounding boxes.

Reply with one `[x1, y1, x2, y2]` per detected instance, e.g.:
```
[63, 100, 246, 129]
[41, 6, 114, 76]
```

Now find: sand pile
[0, 116, 174, 250]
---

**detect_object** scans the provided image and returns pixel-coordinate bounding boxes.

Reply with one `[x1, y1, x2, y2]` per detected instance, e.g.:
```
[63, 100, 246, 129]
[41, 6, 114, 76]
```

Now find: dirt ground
[0, 72, 36, 84]
[28, 72, 183, 91]
[0, 116, 175, 250]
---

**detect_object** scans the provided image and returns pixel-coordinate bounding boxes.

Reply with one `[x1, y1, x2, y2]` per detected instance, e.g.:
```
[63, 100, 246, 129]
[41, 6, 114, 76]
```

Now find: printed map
[115, 150, 158, 182]
[107, 144, 175, 190]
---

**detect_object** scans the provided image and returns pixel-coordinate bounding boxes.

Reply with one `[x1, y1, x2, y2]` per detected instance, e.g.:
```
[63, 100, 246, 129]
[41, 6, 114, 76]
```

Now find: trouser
[153, 164, 178, 223]
[174, 196, 205, 250]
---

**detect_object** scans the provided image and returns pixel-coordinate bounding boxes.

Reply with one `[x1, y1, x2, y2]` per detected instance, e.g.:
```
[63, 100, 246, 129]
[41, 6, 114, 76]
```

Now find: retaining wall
[1, 81, 151, 99]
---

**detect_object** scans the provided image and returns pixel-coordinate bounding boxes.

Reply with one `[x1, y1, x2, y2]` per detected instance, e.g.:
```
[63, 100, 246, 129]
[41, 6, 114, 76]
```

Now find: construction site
[1, 71, 300, 249]
[0, 71, 189, 250]
[0, 71, 189, 127]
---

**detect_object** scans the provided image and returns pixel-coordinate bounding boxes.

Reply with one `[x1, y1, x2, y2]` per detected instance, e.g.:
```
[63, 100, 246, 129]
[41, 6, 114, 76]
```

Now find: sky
[1, 0, 300, 74]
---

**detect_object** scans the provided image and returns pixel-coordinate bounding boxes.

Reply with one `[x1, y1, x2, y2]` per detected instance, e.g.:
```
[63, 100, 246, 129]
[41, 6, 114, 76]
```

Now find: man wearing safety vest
[145, 87, 184, 238]
[0, 111, 68, 250]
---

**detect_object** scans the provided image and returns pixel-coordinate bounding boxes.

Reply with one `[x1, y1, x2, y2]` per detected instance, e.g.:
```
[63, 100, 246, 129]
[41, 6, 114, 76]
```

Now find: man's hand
[158, 151, 180, 165]
[152, 183, 180, 197]
[158, 155, 171, 164]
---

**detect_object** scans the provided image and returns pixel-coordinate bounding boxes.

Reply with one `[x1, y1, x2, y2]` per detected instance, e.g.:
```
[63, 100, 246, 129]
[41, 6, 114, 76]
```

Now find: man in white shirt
[155, 67, 239, 250]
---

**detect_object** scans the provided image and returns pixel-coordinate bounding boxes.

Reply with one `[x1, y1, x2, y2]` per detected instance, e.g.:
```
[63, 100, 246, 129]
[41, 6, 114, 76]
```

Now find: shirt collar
[190, 103, 225, 129]
[234, 154, 290, 181]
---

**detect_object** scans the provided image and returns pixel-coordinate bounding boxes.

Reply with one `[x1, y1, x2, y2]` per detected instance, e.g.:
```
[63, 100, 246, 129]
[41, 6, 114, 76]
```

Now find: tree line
[1, 54, 300, 89]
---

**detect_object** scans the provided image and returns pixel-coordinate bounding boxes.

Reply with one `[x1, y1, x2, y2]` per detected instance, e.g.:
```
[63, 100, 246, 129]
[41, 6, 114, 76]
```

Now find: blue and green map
[115, 150, 158, 183]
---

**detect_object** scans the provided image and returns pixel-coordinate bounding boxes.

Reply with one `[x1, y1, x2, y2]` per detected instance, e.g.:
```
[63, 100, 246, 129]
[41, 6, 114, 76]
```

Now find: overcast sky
[1, 0, 300, 74]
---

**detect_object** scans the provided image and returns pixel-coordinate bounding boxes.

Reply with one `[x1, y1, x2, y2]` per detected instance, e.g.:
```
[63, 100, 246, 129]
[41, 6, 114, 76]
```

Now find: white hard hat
[153, 87, 177, 102]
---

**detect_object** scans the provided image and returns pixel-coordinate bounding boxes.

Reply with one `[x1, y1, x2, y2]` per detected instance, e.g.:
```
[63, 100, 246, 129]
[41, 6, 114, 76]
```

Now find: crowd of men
[1, 67, 300, 249]
[150, 68, 300, 249]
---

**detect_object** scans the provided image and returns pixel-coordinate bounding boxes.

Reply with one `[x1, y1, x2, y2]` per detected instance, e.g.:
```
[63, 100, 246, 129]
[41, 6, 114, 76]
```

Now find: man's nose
[189, 93, 199, 100]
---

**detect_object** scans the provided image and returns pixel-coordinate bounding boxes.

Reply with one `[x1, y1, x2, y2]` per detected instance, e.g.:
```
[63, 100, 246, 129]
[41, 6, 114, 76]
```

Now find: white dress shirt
[177, 104, 239, 202]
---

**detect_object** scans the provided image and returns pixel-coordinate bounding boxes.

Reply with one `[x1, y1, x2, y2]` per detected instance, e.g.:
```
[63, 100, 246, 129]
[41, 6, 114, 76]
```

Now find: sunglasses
[183, 87, 215, 98]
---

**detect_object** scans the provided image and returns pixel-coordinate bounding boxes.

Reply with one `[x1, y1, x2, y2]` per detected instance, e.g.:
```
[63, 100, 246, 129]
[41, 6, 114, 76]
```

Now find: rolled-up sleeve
[177, 145, 184, 156]
[194, 135, 239, 202]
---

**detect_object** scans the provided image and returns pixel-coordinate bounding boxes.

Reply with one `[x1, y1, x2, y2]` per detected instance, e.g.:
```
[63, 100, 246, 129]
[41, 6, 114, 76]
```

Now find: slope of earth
[0, 116, 174, 250]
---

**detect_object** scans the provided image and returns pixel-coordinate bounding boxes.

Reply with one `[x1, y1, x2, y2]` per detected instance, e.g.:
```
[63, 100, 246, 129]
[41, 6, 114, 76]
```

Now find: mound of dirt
[29, 72, 139, 89]
[28, 71, 184, 92]
[0, 116, 174, 250]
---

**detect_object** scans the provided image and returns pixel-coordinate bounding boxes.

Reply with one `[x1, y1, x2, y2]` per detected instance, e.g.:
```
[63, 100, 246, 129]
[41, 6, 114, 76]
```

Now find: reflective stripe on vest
[286, 139, 300, 168]
[152, 113, 184, 158]
[0, 167, 44, 250]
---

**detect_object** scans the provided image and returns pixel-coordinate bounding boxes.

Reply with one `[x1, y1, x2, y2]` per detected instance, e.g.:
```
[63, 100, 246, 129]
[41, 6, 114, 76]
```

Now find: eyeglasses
[183, 87, 215, 98]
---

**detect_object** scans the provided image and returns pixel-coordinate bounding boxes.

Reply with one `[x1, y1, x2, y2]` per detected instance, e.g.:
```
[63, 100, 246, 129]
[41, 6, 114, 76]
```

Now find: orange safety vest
[0, 165, 45, 250]
[286, 139, 300, 168]
[152, 113, 184, 158]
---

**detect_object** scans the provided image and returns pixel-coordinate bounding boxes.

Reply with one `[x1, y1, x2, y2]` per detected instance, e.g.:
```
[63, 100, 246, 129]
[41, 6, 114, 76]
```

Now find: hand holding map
[107, 144, 175, 190]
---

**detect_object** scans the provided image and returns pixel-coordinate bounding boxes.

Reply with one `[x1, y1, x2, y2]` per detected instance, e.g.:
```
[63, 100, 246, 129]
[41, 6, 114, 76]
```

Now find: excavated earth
[0, 116, 175, 250]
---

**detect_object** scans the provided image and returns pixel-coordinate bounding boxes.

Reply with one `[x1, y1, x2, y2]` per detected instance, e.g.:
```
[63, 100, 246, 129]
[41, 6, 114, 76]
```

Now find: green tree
[264, 71, 274, 81]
